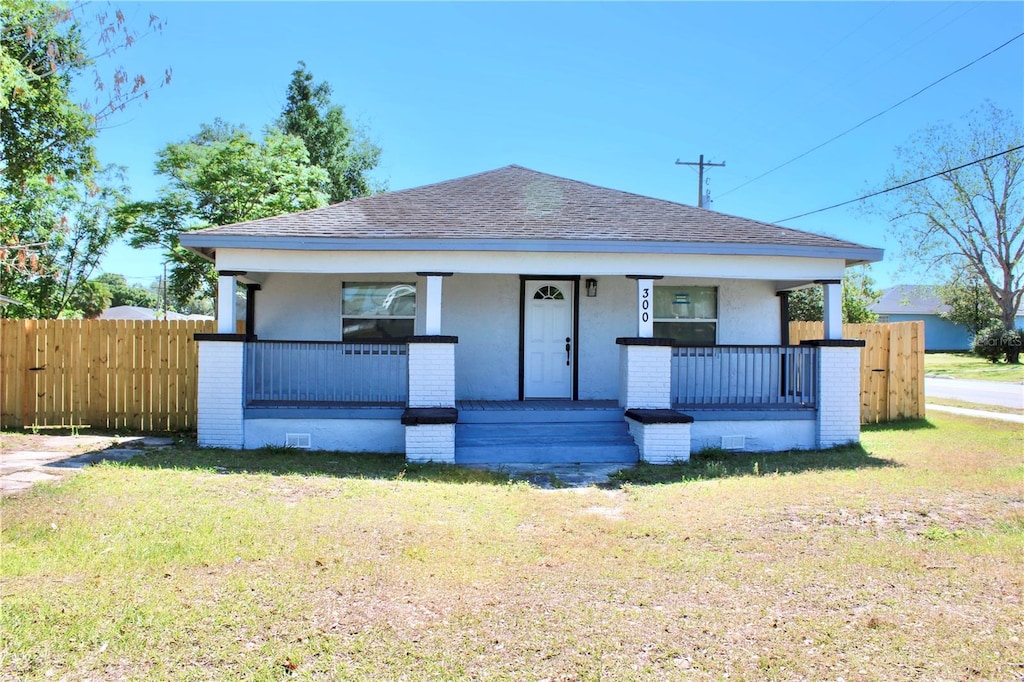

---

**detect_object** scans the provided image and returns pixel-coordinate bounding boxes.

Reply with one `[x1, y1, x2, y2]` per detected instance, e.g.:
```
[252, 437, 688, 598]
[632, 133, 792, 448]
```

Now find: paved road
[925, 377, 1024, 410]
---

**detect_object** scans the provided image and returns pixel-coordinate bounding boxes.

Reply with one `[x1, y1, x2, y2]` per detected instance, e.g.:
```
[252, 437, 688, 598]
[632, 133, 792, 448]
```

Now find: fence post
[21, 319, 35, 428]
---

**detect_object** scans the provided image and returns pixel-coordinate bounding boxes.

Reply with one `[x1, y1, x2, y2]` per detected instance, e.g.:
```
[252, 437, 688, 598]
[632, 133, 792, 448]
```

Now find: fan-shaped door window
[533, 285, 564, 300]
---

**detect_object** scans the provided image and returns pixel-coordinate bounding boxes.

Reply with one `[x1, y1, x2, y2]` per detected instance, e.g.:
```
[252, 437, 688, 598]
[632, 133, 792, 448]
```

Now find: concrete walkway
[926, 404, 1024, 424]
[1, 436, 174, 496]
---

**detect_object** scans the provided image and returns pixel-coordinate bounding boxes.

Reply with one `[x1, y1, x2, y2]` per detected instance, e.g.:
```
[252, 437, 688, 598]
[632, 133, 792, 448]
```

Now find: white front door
[523, 280, 573, 398]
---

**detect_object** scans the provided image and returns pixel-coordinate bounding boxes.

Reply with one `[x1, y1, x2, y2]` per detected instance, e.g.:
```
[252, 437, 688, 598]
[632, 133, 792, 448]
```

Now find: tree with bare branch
[879, 103, 1022, 339]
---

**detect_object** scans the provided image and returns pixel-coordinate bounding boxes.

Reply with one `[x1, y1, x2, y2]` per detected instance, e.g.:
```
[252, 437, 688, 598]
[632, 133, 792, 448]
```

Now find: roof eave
[178, 234, 883, 264]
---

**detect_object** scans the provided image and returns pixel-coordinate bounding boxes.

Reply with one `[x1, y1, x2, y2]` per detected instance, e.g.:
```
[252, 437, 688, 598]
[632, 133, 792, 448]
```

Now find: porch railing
[245, 341, 408, 405]
[672, 345, 817, 408]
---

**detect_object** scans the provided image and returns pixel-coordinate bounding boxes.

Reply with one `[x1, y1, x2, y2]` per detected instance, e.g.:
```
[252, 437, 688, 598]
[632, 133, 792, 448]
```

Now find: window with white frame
[653, 285, 717, 345]
[342, 282, 416, 340]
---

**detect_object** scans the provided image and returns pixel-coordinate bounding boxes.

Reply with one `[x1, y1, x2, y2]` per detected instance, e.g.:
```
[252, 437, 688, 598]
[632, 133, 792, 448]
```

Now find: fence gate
[1, 318, 216, 431]
[789, 321, 924, 424]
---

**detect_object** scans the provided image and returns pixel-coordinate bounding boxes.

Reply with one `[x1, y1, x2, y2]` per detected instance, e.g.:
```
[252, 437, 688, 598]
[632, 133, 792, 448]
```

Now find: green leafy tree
[280, 61, 382, 203]
[1, 168, 128, 317]
[937, 269, 1001, 340]
[69, 278, 111, 318]
[787, 267, 880, 324]
[1, 0, 168, 317]
[120, 120, 329, 306]
[94, 272, 158, 308]
[877, 102, 1022, 336]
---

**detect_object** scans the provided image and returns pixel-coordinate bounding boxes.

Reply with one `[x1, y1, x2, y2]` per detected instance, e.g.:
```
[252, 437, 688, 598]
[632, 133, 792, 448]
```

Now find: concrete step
[454, 414, 639, 465]
[456, 443, 639, 465]
[457, 422, 630, 441]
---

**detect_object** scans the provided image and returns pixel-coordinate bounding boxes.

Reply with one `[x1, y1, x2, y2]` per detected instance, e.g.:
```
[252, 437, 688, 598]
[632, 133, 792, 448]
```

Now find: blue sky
[90, 1, 1024, 289]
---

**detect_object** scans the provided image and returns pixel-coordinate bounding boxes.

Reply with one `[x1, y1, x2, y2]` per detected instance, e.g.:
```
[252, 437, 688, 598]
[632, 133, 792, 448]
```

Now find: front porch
[181, 163, 879, 466]
[196, 336, 852, 464]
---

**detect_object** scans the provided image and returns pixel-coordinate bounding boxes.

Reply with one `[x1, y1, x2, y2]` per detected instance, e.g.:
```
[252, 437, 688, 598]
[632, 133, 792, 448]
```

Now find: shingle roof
[870, 285, 948, 315]
[184, 165, 875, 254]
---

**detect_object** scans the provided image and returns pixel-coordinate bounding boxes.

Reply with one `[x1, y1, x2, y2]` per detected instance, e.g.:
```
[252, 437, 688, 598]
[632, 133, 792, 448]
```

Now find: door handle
[565, 337, 571, 366]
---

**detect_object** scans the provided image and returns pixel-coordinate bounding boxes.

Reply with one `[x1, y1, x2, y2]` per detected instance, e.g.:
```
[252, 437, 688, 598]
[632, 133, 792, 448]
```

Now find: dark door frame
[518, 275, 581, 401]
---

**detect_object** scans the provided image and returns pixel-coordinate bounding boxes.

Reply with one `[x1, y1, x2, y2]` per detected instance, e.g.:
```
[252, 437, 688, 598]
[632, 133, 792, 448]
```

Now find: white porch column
[196, 336, 245, 448]
[820, 279, 843, 340]
[217, 271, 242, 334]
[628, 275, 662, 338]
[803, 339, 864, 447]
[418, 272, 451, 336]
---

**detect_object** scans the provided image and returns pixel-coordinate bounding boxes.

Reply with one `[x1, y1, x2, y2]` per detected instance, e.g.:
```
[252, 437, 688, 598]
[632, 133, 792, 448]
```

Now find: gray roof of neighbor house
[180, 165, 883, 264]
[872, 284, 1024, 316]
[870, 285, 948, 315]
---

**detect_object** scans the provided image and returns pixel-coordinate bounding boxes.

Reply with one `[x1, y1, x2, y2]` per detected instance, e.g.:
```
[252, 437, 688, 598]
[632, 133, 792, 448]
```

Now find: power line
[775, 145, 1024, 223]
[719, 31, 1024, 200]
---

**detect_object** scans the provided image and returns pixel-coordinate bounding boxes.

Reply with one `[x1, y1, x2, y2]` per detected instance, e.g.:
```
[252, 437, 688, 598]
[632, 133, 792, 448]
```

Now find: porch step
[455, 411, 639, 465]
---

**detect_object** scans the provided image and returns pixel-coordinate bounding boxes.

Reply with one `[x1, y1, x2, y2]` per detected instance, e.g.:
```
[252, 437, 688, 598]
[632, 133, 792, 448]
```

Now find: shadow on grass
[608, 442, 900, 487]
[121, 444, 514, 485]
[862, 418, 938, 433]
[116, 437, 902, 489]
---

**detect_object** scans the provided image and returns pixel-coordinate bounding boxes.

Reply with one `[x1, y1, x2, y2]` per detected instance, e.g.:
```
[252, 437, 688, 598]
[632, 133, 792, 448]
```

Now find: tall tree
[93, 272, 158, 308]
[1, 0, 167, 317]
[280, 62, 381, 203]
[877, 102, 1022, 333]
[787, 267, 880, 324]
[120, 120, 329, 305]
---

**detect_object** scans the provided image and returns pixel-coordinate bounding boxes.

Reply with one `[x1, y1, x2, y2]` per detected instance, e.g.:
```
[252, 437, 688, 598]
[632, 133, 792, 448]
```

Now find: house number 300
[641, 287, 650, 323]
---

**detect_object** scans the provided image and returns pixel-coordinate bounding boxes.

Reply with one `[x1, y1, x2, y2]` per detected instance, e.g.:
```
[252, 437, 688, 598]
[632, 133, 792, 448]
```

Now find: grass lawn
[2, 415, 1022, 680]
[925, 351, 1024, 382]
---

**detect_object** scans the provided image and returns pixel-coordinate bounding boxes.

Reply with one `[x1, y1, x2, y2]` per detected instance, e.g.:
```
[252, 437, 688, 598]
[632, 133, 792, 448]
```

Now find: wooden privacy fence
[1, 319, 216, 431]
[789, 321, 925, 424]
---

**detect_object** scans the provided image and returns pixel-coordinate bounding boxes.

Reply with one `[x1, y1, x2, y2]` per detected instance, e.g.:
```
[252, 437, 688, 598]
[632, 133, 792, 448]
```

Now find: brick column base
[616, 338, 674, 409]
[196, 337, 245, 448]
[624, 409, 693, 463]
[802, 340, 865, 447]
[404, 338, 458, 462]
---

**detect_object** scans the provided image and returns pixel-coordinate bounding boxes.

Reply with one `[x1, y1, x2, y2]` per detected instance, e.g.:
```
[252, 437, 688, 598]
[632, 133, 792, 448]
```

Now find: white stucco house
[180, 165, 882, 465]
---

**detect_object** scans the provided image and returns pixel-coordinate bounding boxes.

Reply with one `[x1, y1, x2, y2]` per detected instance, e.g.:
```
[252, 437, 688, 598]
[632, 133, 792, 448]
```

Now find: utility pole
[675, 154, 726, 208]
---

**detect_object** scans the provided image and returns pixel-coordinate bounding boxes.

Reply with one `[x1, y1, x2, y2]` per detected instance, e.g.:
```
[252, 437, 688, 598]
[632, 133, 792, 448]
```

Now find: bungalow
[180, 165, 882, 465]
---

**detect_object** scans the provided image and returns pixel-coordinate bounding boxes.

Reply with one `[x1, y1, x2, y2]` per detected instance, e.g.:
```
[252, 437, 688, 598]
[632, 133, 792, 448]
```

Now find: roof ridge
[182, 165, 881, 258]
[492, 165, 866, 249]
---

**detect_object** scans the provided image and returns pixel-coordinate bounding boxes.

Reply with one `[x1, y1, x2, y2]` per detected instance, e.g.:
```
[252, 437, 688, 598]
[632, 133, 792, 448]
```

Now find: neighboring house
[179, 165, 882, 465]
[98, 305, 214, 321]
[870, 285, 1024, 351]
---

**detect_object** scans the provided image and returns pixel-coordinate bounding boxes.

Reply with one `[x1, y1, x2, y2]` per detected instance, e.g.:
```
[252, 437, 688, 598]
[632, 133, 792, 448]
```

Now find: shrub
[972, 324, 1023, 364]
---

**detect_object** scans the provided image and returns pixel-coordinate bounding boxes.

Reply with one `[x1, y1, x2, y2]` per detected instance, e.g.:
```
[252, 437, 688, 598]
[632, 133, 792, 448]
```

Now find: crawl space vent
[721, 435, 746, 451]
[285, 433, 312, 449]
